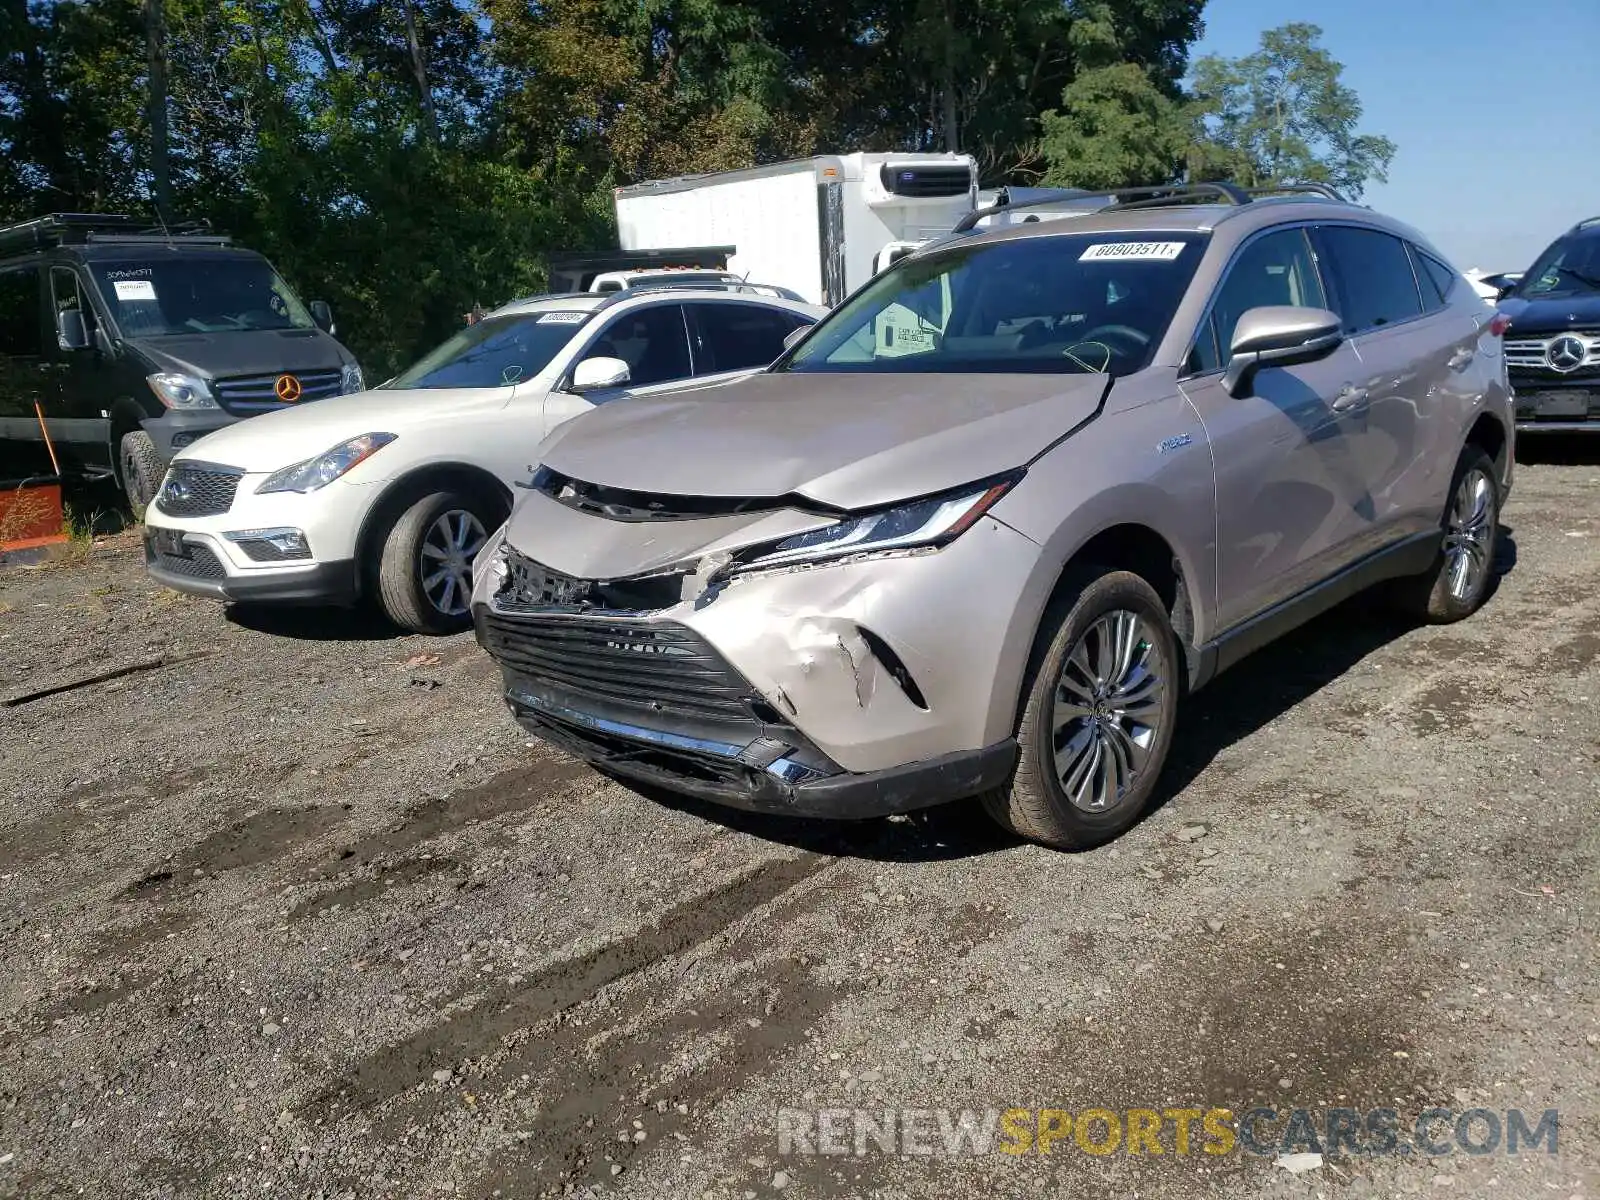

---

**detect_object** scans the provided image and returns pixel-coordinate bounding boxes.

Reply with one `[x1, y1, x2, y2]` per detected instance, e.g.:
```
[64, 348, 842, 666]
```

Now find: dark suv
[1498, 216, 1600, 431]
[0, 214, 362, 511]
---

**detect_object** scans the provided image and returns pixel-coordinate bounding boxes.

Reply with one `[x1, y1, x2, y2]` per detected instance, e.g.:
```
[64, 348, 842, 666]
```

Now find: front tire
[980, 568, 1181, 850]
[1388, 446, 1500, 623]
[374, 490, 501, 634]
[120, 431, 165, 519]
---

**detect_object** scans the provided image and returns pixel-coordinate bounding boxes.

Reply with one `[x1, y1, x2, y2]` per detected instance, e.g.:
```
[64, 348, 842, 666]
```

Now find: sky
[1190, 0, 1600, 273]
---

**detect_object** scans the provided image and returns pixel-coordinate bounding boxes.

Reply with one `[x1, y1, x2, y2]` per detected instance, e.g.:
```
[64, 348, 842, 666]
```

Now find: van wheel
[1388, 446, 1500, 623]
[374, 490, 501, 635]
[979, 568, 1180, 850]
[119, 431, 165, 520]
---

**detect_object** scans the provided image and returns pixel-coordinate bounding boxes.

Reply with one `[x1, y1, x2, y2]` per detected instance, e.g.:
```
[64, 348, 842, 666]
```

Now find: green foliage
[0, 4, 1394, 376]
[1187, 22, 1396, 199]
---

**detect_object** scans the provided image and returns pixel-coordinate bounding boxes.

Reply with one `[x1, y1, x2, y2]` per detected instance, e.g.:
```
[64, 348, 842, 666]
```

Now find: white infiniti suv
[142, 286, 823, 632]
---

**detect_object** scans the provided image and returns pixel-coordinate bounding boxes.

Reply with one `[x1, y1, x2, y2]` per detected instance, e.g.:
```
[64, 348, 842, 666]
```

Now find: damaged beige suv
[473, 183, 1513, 848]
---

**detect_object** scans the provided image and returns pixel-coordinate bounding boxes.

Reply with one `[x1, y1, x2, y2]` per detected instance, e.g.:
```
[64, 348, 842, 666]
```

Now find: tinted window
[1192, 227, 1326, 373]
[89, 256, 315, 336]
[588, 304, 691, 386]
[786, 232, 1209, 377]
[691, 303, 808, 373]
[1416, 251, 1460, 309]
[1518, 234, 1600, 298]
[387, 312, 591, 389]
[1319, 226, 1423, 333]
[0, 267, 41, 357]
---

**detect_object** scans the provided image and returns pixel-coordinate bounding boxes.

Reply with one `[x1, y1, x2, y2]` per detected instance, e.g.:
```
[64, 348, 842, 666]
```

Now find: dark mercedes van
[0, 214, 362, 511]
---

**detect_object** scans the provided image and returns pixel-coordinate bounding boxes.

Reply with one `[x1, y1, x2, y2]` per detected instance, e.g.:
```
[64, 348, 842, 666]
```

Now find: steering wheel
[1075, 324, 1150, 353]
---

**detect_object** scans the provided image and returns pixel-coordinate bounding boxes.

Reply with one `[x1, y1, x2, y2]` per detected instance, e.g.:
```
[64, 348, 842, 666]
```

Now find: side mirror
[783, 326, 809, 352]
[1224, 305, 1343, 397]
[56, 309, 91, 351]
[309, 300, 335, 333]
[570, 356, 632, 392]
[1495, 283, 1518, 301]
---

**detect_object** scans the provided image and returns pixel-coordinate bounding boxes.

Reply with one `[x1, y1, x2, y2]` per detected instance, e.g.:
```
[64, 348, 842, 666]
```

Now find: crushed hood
[536, 370, 1110, 510]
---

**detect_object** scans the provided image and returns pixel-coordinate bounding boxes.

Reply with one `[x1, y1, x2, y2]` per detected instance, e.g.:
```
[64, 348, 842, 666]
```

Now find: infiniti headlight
[732, 476, 1017, 574]
[258, 433, 397, 494]
[147, 373, 219, 411]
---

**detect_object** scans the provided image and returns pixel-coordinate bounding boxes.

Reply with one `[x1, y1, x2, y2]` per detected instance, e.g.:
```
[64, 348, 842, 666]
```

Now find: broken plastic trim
[857, 626, 929, 710]
[531, 467, 838, 523]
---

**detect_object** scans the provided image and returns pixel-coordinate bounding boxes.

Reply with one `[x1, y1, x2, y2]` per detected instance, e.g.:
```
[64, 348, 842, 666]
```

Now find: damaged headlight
[734, 476, 1017, 573]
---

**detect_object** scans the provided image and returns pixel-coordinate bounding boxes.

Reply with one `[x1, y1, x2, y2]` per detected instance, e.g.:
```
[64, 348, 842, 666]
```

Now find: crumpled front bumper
[501, 667, 1016, 818]
[473, 510, 1047, 818]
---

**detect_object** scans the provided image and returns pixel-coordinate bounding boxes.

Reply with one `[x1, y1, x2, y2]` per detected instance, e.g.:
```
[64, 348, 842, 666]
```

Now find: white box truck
[613, 152, 978, 307]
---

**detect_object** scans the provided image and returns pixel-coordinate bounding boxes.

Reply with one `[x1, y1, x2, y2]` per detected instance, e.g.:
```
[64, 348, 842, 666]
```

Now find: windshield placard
[1079, 242, 1186, 262]
[114, 280, 157, 301]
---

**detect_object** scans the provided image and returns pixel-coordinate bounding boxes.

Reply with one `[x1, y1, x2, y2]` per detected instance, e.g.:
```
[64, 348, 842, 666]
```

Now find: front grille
[498, 548, 686, 613]
[146, 539, 226, 580]
[879, 163, 972, 198]
[213, 368, 343, 414]
[479, 612, 760, 722]
[1504, 330, 1600, 374]
[153, 466, 241, 518]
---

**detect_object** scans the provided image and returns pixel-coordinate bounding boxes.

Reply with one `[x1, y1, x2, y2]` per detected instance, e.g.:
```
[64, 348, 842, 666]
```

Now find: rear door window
[689, 303, 809, 374]
[1316, 226, 1424, 334]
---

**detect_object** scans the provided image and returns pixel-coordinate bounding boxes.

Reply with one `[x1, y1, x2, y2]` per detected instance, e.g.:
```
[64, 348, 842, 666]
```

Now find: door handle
[1331, 385, 1370, 413]
[1448, 348, 1475, 371]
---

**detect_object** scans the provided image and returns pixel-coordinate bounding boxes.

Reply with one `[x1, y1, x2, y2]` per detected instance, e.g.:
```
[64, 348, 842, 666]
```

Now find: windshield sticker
[114, 279, 158, 300]
[537, 311, 587, 324]
[1079, 242, 1186, 262]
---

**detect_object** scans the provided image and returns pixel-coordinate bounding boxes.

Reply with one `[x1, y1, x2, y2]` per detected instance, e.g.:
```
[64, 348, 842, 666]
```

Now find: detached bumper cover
[479, 607, 1016, 818]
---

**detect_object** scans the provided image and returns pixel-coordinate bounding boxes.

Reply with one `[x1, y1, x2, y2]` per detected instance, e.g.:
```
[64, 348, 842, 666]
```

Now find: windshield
[90, 256, 316, 336]
[1518, 235, 1600, 298]
[783, 231, 1208, 376]
[385, 311, 591, 389]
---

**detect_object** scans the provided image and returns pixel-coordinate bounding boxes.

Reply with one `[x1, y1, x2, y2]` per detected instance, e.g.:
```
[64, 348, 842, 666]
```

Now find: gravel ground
[1, 456, 1597, 1200]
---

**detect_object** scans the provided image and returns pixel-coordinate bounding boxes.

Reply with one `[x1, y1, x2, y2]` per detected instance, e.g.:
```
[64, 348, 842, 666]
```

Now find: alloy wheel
[419, 509, 487, 617]
[1443, 468, 1495, 602]
[1050, 609, 1167, 812]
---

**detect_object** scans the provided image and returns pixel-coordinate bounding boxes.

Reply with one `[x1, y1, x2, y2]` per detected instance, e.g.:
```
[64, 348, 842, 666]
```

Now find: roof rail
[949, 180, 1357, 237]
[1571, 215, 1600, 231]
[951, 182, 1259, 234]
[611, 279, 807, 302]
[1244, 183, 1347, 202]
[0, 212, 230, 254]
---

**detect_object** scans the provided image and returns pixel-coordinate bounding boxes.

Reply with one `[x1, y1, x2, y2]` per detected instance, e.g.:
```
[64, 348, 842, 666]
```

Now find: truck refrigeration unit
[612, 152, 979, 307]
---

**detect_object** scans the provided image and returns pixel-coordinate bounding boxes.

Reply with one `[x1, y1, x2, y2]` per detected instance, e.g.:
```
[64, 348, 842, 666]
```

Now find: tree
[1033, 0, 1202, 187]
[1188, 22, 1395, 198]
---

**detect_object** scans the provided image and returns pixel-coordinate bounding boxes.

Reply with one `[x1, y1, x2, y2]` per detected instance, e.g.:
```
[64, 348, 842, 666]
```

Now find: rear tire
[979, 567, 1181, 850]
[1388, 446, 1499, 624]
[374, 489, 502, 635]
[119, 431, 165, 520]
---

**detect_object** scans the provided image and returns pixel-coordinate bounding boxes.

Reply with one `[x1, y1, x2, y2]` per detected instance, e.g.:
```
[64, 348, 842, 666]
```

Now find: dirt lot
[1, 457, 1598, 1200]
